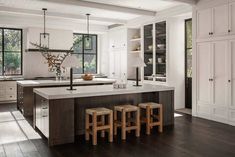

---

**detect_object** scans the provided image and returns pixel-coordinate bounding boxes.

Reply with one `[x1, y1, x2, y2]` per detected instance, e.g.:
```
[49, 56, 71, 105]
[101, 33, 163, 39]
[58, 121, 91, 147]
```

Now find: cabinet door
[197, 8, 212, 39]
[211, 41, 229, 121]
[213, 4, 229, 37]
[196, 42, 212, 107]
[229, 40, 235, 109]
[229, 2, 235, 35]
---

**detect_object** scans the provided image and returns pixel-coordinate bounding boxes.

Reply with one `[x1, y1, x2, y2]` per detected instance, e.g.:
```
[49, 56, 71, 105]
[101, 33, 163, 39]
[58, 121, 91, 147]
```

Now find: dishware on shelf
[148, 58, 153, 63]
[157, 58, 163, 63]
[157, 44, 165, 50]
[148, 45, 153, 51]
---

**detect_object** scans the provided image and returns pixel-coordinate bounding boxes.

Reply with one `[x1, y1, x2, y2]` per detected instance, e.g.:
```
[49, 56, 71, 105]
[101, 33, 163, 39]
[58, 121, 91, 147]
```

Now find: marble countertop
[17, 78, 116, 87]
[33, 84, 174, 100]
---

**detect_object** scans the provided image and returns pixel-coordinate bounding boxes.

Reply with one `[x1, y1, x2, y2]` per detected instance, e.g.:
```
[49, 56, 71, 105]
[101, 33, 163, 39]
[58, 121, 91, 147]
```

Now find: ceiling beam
[37, 0, 156, 16]
[0, 6, 127, 24]
[163, 0, 197, 5]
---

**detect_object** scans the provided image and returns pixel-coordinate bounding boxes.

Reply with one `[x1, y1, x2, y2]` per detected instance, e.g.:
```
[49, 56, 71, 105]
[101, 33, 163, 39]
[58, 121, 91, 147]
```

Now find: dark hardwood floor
[0, 103, 234, 157]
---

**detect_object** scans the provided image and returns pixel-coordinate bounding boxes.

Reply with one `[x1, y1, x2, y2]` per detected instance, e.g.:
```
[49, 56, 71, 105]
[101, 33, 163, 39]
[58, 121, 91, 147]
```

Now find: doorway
[185, 19, 192, 109]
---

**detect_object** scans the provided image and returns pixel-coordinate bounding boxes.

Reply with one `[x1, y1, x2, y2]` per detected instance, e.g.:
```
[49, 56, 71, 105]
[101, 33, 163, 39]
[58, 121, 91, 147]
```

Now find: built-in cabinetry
[197, 0, 235, 39]
[143, 21, 167, 82]
[0, 81, 17, 102]
[195, 0, 235, 126]
[128, 28, 142, 80]
[108, 27, 127, 80]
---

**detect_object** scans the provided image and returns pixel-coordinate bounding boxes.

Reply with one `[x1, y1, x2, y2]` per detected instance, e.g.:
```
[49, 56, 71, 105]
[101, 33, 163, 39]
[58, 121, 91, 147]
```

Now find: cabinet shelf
[130, 38, 141, 42]
[130, 51, 141, 53]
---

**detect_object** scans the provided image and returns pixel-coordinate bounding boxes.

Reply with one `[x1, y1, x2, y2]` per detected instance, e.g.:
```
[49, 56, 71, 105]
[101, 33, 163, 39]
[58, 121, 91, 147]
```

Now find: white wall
[167, 16, 187, 109]
[23, 27, 73, 78]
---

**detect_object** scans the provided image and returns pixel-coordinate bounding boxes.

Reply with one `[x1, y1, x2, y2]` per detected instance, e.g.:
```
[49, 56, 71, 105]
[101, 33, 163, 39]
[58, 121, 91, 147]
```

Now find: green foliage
[5, 53, 21, 69]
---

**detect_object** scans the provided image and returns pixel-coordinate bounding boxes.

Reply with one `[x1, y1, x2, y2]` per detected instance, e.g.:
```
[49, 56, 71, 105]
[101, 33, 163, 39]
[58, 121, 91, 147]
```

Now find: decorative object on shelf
[132, 56, 146, 86]
[40, 8, 50, 49]
[148, 45, 153, 51]
[62, 55, 80, 90]
[84, 13, 92, 50]
[81, 74, 93, 81]
[30, 42, 73, 80]
[113, 82, 127, 89]
[157, 44, 165, 50]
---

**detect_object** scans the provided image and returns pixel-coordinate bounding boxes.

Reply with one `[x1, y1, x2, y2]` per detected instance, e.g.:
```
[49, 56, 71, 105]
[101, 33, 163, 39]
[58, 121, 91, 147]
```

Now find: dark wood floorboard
[0, 103, 234, 157]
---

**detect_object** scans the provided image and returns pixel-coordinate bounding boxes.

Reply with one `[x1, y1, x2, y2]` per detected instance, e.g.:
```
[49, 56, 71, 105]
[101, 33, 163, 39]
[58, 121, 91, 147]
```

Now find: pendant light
[40, 8, 50, 49]
[86, 13, 90, 40]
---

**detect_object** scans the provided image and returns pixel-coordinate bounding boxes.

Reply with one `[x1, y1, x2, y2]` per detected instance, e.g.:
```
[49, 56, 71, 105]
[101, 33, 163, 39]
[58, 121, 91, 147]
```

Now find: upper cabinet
[229, 2, 235, 35]
[196, 1, 235, 39]
[213, 4, 229, 37]
[143, 21, 167, 83]
[197, 8, 213, 39]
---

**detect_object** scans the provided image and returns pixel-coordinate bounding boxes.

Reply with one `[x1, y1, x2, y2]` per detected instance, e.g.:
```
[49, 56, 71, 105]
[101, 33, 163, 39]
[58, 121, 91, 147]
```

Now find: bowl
[81, 74, 93, 81]
[157, 44, 165, 50]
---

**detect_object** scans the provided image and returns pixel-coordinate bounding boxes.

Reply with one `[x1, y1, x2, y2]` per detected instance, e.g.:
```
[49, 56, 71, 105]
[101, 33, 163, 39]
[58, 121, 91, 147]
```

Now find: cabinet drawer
[5, 95, 16, 100]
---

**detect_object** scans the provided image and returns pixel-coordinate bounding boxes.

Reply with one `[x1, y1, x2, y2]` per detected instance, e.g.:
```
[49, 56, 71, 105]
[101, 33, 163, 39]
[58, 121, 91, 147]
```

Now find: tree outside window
[73, 34, 97, 74]
[0, 28, 22, 76]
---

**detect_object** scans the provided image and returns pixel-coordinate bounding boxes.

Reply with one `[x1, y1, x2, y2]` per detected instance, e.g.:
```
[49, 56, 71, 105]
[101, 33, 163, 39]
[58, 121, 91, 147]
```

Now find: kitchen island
[17, 78, 116, 116]
[33, 84, 174, 146]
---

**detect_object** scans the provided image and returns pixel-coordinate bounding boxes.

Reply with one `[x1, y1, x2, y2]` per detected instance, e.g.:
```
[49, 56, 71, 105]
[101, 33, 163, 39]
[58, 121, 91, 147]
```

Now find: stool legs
[85, 113, 90, 141]
[121, 110, 126, 140]
[92, 112, 97, 145]
[109, 112, 113, 142]
[136, 108, 140, 137]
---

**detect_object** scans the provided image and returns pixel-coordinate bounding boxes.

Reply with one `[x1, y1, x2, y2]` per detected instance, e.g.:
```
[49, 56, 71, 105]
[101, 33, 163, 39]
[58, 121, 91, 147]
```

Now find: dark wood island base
[34, 90, 174, 146]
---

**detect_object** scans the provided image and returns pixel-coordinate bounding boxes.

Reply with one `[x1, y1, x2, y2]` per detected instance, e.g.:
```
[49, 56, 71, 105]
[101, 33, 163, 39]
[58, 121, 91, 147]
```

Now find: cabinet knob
[228, 30, 231, 33]
[209, 32, 211, 35]
[228, 80, 231, 83]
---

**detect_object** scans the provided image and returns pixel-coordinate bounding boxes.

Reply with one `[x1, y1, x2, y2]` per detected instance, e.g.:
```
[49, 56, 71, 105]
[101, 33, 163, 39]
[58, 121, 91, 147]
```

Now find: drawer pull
[42, 115, 48, 117]
[42, 107, 48, 109]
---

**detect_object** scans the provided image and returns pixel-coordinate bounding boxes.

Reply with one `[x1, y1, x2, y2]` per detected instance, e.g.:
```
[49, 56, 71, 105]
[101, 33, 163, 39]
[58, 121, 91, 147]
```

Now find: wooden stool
[85, 107, 113, 145]
[139, 102, 163, 135]
[114, 105, 140, 140]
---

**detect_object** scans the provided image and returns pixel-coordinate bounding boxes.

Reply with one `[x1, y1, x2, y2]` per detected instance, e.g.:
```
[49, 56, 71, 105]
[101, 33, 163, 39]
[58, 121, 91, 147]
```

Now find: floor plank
[0, 103, 234, 157]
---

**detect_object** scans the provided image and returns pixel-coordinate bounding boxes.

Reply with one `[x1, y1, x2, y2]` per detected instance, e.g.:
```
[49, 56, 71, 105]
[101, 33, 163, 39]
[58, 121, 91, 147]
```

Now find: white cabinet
[196, 42, 212, 106]
[213, 4, 229, 37]
[196, 41, 229, 121]
[229, 2, 235, 35]
[197, 3, 232, 39]
[229, 39, 235, 109]
[211, 41, 229, 122]
[197, 9, 213, 39]
[0, 81, 17, 102]
[108, 28, 127, 79]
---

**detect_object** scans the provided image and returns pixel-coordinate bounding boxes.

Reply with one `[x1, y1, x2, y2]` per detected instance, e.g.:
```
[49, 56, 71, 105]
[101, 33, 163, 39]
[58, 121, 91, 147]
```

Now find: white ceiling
[0, 0, 189, 28]
[82, 0, 181, 12]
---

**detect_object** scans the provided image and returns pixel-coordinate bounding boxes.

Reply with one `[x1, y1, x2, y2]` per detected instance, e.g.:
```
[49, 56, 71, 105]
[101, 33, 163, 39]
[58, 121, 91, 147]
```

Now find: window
[185, 19, 192, 78]
[0, 28, 22, 76]
[73, 33, 97, 74]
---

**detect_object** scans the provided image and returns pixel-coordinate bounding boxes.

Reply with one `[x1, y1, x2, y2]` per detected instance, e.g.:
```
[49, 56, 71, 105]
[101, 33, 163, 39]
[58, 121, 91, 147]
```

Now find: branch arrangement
[30, 42, 73, 72]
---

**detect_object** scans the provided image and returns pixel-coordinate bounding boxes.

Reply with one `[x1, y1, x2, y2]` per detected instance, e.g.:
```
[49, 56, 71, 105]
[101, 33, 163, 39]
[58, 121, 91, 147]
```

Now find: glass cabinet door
[155, 21, 166, 82]
[144, 24, 153, 81]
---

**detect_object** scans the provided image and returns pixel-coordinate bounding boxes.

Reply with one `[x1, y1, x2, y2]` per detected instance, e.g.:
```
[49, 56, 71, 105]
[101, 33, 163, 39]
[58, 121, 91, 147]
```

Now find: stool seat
[86, 107, 112, 115]
[139, 102, 161, 109]
[114, 105, 138, 112]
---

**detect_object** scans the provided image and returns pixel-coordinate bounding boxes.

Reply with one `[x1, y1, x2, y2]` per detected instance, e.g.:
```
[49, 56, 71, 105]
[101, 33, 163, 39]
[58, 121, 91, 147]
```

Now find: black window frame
[0, 27, 23, 76]
[73, 33, 98, 74]
[185, 19, 192, 78]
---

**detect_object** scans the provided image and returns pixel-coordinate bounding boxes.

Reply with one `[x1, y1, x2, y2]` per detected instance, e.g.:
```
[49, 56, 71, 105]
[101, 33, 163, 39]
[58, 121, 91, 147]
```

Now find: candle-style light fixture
[86, 13, 90, 38]
[40, 8, 50, 49]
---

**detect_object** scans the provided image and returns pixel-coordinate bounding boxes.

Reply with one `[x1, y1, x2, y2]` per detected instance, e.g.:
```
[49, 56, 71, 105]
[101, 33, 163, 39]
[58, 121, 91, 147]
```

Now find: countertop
[17, 78, 116, 87]
[33, 84, 174, 100]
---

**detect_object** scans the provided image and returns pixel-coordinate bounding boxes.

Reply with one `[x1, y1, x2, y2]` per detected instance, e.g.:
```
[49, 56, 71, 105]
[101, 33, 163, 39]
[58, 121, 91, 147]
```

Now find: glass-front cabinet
[143, 21, 167, 83]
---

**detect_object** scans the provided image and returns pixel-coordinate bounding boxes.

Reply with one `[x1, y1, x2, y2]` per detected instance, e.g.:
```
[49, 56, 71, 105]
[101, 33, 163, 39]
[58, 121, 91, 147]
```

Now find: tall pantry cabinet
[195, 0, 235, 126]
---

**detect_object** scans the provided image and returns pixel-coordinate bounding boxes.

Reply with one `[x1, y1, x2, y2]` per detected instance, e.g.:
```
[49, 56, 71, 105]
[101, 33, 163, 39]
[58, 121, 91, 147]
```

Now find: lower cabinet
[0, 81, 17, 102]
[196, 39, 235, 126]
[36, 96, 49, 138]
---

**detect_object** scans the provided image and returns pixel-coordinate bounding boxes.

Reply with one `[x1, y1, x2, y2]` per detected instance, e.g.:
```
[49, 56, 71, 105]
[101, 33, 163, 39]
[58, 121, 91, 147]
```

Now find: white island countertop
[33, 84, 174, 100]
[17, 78, 116, 87]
